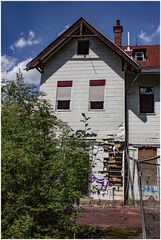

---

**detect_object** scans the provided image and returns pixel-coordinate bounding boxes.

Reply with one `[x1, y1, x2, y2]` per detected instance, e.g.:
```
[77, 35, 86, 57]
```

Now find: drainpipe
[124, 71, 140, 202]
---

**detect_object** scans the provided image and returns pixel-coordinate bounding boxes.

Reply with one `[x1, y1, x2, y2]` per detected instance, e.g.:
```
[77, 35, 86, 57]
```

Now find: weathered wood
[64, 35, 98, 38]
[40, 37, 125, 138]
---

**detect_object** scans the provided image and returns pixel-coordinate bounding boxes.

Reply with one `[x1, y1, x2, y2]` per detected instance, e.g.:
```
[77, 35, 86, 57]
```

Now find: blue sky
[1, 1, 160, 84]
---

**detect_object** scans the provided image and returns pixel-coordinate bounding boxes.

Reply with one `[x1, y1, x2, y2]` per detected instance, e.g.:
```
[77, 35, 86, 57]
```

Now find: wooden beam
[36, 67, 44, 74]
[36, 60, 44, 74]
[64, 35, 98, 38]
[80, 21, 83, 36]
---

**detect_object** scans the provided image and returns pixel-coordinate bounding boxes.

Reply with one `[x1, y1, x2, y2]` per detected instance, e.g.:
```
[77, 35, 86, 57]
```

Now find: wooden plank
[64, 35, 98, 38]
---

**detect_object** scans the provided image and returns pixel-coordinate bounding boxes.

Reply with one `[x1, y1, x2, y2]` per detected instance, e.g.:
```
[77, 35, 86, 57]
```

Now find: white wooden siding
[127, 74, 160, 145]
[40, 37, 125, 137]
[128, 147, 140, 200]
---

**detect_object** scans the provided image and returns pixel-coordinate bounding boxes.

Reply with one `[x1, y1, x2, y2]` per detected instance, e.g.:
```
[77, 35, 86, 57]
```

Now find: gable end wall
[40, 37, 125, 137]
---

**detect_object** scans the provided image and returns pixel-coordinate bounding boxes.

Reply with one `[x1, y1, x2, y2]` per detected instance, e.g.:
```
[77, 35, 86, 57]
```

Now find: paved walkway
[77, 206, 141, 229]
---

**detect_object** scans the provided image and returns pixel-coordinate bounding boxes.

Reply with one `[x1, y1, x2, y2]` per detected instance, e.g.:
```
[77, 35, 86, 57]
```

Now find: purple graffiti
[90, 174, 97, 183]
[90, 174, 110, 190]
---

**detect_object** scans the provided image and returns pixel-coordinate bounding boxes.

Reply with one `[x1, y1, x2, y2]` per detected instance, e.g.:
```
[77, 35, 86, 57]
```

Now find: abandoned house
[26, 17, 160, 202]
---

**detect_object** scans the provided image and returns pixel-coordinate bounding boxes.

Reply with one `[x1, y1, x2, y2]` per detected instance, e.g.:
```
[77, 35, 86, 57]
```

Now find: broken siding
[128, 147, 140, 200]
[127, 74, 160, 145]
[40, 37, 125, 137]
[90, 144, 124, 201]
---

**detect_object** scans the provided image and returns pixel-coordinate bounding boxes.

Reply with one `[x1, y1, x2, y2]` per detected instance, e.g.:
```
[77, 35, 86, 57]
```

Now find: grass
[75, 225, 141, 239]
[104, 226, 141, 239]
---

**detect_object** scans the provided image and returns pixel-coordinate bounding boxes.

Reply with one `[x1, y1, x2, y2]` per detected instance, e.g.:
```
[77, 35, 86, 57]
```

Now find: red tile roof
[121, 45, 160, 70]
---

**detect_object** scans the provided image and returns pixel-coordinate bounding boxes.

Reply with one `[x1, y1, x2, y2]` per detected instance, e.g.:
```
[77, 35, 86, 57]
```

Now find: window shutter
[57, 87, 71, 100]
[57, 81, 72, 87]
[90, 79, 106, 86]
[89, 86, 105, 101]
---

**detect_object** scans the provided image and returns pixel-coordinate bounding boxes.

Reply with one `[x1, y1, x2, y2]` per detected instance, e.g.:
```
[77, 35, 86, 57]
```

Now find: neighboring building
[26, 17, 160, 202]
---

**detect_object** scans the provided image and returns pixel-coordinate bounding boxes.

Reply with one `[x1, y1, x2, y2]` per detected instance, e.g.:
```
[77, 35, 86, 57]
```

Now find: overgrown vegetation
[104, 226, 140, 239]
[1, 72, 90, 238]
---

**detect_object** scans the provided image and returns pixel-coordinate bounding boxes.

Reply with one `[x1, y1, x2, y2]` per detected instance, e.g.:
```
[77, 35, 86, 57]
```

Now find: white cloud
[1, 54, 17, 72]
[58, 24, 70, 36]
[139, 25, 160, 43]
[1, 55, 41, 85]
[29, 30, 35, 39]
[10, 30, 40, 51]
[139, 31, 152, 43]
[156, 26, 160, 34]
[15, 38, 26, 48]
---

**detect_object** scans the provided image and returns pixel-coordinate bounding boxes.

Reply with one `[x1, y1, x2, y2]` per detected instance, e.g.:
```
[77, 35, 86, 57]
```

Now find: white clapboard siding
[128, 147, 140, 200]
[127, 73, 160, 145]
[40, 37, 125, 137]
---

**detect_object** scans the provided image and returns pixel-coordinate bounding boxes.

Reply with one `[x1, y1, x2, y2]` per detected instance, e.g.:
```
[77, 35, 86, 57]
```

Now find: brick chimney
[113, 20, 123, 47]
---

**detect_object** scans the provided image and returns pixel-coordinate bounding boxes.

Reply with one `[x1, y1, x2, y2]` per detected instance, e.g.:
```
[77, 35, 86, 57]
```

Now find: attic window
[77, 40, 89, 55]
[135, 51, 145, 61]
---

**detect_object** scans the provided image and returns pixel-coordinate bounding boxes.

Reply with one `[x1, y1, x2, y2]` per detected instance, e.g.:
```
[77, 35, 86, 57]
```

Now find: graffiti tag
[90, 174, 110, 191]
[142, 185, 158, 194]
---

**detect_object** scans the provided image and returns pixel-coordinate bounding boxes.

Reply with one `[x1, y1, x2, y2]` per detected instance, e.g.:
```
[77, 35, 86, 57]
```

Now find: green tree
[1, 72, 89, 238]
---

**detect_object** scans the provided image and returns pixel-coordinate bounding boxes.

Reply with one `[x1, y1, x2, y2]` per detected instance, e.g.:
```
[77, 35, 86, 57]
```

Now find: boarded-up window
[56, 81, 72, 110]
[140, 87, 154, 113]
[77, 40, 89, 55]
[138, 147, 157, 185]
[89, 80, 106, 110]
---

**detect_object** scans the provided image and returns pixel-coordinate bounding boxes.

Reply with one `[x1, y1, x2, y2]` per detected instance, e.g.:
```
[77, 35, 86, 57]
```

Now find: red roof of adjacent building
[121, 45, 160, 70]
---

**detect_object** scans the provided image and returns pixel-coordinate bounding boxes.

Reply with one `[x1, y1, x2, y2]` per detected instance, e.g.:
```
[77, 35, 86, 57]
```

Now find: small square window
[90, 101, 104, 109]
[77, 40, 89, 55]
[57, 100, 70, 110]
[140, 87, 154, 113]
[135, 51, 145, 61]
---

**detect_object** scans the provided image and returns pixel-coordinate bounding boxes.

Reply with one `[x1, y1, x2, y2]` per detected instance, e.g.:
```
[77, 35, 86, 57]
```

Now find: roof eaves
[26, 17, 140, 72]
[141, 68, 160, 73]
[26, 17, 83, 70]
[81, 18, 140, 71]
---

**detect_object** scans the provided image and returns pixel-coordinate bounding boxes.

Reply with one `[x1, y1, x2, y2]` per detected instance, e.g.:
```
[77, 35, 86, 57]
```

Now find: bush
[2, 72, 89, 238]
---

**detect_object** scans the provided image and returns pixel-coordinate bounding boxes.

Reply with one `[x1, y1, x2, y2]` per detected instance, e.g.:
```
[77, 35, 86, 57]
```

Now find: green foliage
[125, 198, 135, 206]
[76, 113, 97, 139]
[71, 225, 97, 239]
[105, 226, 140, 239]
[2, 72, 89, 238]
